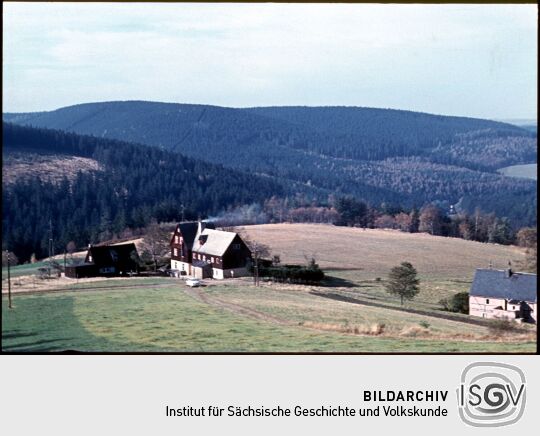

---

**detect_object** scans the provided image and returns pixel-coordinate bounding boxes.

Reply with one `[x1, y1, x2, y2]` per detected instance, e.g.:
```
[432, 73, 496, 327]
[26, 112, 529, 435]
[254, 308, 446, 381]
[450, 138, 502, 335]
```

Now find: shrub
[370, 323, 386, 335]
[488, 319, 521, 336]
[400, 325, 430, 337]
[419, 320, 430, 329]
[440, 292, 469, 314]
[256, 259, 325, 284]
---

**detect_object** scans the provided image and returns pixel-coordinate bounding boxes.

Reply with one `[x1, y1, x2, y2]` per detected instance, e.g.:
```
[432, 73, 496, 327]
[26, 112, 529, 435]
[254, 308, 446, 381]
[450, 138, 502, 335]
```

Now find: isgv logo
[457, 362, 526, 427]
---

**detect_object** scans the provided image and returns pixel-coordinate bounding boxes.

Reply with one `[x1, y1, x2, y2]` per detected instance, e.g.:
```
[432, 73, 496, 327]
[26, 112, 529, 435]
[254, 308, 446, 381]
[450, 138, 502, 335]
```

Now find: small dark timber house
[65, 243, 140, 278]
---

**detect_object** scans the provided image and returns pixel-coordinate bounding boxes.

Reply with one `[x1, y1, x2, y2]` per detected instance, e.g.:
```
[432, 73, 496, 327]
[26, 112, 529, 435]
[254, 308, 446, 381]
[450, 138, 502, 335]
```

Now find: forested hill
[245, 106, 535, 166]
[2, 122, 284, 261]
[4, 101, 535, 170]
[4, 101, 537, 229]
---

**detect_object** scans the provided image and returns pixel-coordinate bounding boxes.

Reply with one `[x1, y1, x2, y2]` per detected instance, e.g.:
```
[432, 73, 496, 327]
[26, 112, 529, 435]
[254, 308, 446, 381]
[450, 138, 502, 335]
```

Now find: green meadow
[2, 279, 535, 353]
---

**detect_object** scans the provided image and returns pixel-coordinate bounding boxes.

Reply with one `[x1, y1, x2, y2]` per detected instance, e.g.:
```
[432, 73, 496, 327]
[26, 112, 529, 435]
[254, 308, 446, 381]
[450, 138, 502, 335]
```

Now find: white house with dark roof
[469, 268, 537, 323]
[170, 221, 252, 280]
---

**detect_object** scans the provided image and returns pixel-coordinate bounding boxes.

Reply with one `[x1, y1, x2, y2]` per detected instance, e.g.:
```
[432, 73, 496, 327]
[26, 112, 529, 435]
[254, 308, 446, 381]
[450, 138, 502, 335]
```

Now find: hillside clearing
[2, 150, 101, 185]
[498, 163, 537, 180]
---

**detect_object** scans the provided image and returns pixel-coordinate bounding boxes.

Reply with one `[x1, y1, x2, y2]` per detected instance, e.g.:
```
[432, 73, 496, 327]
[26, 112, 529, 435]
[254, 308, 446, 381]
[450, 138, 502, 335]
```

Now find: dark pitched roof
[175, 221, 215, 249]
[469, 269, 537, 303]
[86, 243, 139, 267]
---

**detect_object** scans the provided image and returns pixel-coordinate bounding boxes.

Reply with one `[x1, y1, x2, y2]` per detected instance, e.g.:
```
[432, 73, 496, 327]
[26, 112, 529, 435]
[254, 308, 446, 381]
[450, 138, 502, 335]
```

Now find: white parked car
[185, 278, 202, 287]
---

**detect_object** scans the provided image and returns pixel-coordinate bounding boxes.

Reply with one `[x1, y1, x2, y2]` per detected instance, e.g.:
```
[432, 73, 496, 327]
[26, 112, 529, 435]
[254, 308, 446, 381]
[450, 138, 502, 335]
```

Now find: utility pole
[48, 218, 53, 279]
[253, 243, 259, 287]
[6, 251, 13, 309]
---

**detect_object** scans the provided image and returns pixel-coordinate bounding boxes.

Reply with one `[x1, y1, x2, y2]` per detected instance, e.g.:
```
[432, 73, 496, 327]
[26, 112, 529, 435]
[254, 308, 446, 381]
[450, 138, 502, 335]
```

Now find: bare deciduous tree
[140, 220, 171, 271]
[239, 233, 271, 286]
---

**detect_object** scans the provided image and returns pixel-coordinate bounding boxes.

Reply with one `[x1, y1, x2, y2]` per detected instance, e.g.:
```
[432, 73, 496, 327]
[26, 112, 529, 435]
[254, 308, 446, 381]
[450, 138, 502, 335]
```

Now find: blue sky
[3, 3, 537, 119]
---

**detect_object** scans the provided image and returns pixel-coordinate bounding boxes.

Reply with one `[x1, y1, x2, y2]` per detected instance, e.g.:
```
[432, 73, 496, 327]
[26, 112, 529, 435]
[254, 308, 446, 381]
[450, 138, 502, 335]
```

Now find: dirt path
[181, 287, 533, 344]
[309, 290, 493, 327]
[183, 286, 292, 326]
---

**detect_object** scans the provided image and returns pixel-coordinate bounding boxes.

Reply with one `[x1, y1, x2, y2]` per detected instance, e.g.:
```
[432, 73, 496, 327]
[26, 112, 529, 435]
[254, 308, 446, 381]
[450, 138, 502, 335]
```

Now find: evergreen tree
[385, 262, 420, 305]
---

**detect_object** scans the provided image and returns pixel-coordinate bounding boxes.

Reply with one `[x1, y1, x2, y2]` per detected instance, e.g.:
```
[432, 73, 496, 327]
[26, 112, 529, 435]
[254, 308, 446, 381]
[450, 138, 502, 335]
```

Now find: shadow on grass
[320, 275, 359, 288]
[2, 295, 124, 352]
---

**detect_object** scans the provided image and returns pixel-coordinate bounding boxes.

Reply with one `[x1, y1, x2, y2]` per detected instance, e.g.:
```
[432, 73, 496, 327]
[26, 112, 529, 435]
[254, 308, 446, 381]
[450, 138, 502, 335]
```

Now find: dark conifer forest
[2, 101, 537, 262]
[2, 122, 283, 261]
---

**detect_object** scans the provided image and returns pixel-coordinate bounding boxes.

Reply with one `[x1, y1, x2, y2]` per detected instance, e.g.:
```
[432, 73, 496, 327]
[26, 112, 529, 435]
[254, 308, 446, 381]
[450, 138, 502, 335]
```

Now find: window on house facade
[486, 299, 490, 304]
[233, 244, 241, 250]
[173, 248, 178, 256]
[175, 236, 179, 243]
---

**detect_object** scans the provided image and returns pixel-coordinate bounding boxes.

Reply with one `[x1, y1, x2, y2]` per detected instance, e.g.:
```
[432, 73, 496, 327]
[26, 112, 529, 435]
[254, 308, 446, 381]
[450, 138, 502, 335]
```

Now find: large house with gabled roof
[170, 221, 252, 279]
[469, 268, 537, 323]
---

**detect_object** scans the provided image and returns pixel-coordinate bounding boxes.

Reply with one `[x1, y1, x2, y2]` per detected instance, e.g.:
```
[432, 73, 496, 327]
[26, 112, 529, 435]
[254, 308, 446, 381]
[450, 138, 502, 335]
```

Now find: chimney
[197, 220, 206, 236]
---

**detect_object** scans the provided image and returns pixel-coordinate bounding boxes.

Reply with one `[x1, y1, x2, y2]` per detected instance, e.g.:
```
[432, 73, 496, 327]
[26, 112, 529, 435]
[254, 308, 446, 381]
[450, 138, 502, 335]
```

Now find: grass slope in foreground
[2, 280, 535, 353]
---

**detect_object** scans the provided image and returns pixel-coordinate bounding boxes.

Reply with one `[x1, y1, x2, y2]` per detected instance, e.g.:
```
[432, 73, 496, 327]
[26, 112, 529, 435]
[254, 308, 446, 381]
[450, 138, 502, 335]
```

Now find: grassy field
[237, 224, 525, 278]
[497, 163, 537, 180]
[2, 261, 50, 279]
[2, 279, 535, 352]
[2, 225, 535, 353]
[236, 224, 526, 304]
